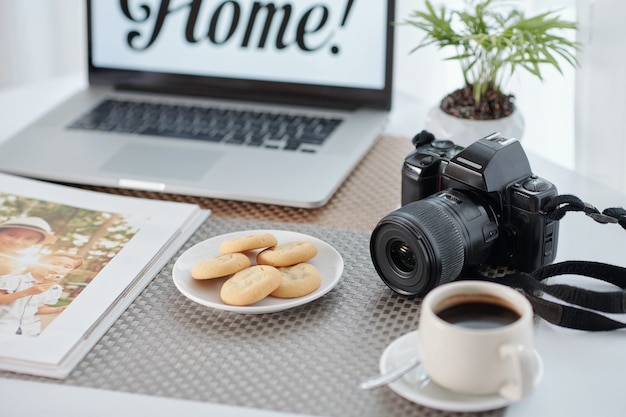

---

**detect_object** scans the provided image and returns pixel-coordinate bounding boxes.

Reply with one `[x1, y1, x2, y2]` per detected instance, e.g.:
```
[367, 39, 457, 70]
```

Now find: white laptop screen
[87, 0, 394, 109]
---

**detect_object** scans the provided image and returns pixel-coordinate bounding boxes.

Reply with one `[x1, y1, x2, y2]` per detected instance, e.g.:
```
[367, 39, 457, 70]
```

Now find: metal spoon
[359, 356, 421, 390]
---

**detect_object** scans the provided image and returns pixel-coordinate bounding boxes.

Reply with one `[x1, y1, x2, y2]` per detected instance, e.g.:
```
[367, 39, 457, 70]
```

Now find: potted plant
[404, 0, 579, 144]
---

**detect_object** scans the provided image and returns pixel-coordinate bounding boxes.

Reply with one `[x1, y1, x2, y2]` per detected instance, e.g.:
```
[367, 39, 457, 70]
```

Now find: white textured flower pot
[424, 106, 525, 147]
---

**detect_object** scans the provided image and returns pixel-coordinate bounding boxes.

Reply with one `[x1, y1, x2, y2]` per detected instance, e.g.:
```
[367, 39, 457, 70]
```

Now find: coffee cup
[417, 280, 540, 401]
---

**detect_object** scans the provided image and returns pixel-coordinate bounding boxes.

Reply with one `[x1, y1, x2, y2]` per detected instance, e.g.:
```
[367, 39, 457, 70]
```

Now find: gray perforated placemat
[0, 217, 504, 417]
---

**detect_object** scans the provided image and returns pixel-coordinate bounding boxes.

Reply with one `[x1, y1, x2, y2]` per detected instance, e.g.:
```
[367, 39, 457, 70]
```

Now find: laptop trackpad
[100, 143, 222, 180]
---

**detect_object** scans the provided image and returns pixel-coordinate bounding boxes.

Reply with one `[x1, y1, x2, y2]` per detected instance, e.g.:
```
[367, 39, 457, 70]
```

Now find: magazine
[0, 172, 209, 378]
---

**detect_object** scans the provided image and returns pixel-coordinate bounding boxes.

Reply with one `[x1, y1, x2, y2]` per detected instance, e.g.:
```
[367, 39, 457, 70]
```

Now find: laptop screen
[87, 0, 394, 109]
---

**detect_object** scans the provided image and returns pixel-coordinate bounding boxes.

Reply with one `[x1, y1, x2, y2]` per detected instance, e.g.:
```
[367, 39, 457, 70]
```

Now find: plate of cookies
[172, 229, 344, 314]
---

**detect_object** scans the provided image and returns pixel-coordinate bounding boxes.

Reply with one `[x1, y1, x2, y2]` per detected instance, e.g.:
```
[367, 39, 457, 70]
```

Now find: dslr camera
[370, 131, 559, 297]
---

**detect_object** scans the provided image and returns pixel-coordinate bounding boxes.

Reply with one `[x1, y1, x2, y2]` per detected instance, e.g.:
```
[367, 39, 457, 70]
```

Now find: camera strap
[472, 195, 626, 331]
[474, 261, 626, 331]
[542, 193, 626, 228]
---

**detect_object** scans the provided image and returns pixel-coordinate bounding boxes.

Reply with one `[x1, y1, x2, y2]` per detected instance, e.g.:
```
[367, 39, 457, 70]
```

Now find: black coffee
[437, 302, 520, 329]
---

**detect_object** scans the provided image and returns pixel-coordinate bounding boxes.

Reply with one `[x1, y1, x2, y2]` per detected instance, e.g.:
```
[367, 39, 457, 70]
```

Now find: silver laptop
[0, 0, 394, 208]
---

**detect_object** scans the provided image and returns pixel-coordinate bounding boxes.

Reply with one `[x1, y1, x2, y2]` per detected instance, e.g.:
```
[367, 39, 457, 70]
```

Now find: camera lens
[370, 190, 498, 297]
[389, 241, 417, 273]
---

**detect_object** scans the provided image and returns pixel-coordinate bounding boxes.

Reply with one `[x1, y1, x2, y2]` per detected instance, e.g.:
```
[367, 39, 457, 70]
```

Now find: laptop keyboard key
[68, 99, 343, 152]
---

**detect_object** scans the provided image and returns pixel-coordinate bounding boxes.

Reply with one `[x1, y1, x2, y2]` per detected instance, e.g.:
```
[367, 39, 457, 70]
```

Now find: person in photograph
[0, 217, 58, 276]
[0, 252, 83, 336]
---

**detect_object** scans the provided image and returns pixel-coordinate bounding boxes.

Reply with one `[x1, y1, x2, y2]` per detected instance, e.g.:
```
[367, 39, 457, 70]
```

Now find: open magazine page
[0, 173, 209, 378]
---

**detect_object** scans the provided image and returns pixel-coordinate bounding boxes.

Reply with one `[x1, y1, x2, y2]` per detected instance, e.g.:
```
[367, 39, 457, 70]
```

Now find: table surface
[0, 77, 625, 417]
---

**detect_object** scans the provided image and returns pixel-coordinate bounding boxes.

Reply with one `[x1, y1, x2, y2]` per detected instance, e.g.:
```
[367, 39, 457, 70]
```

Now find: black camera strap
[472, 195, 626, 331]
[474, 261, 626, 331]
[542, 193, 626, 228]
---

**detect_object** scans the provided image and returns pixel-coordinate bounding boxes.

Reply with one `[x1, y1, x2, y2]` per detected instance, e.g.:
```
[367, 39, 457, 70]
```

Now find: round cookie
[271, 263, 322, 298]
[256, 241, 317, 267]
[220, 232, 278, 254]
[220, 265, 282, 306]
[191, 253, 250, 280]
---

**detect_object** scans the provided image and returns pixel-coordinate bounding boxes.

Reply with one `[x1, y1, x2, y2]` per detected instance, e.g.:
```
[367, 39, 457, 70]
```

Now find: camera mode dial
[431, 139, 455, 152]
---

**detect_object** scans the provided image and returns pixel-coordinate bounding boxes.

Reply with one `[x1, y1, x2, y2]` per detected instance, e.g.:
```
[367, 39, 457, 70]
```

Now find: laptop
[0, 0, 394, 208]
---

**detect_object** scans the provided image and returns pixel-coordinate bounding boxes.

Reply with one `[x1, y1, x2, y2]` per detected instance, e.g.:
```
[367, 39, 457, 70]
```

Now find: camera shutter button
[419, 156, 434, 166]
[522, 177, 549, 192]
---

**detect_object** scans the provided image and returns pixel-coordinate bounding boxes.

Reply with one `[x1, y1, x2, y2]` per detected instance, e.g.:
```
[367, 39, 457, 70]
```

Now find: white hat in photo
[0, 217, 58, 245]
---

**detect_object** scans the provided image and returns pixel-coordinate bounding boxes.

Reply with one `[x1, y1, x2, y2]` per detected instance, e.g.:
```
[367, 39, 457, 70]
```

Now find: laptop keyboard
[67, 99, 343, 153]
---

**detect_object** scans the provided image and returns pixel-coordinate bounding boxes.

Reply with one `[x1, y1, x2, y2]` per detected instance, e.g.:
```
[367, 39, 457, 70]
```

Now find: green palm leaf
[403, 0, 579, 109]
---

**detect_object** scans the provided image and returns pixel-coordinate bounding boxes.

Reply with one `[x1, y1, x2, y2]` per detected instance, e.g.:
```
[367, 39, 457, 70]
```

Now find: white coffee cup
[417, 280, 540, 401]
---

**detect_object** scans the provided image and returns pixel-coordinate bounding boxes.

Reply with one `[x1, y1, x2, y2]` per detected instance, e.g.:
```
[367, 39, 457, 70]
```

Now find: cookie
[271, 263, 322, 298]
[256, 241, 317, 267]
[191, 253, 250, 280]
[220, 265, 282, 306]
[219, 232, 278, 254]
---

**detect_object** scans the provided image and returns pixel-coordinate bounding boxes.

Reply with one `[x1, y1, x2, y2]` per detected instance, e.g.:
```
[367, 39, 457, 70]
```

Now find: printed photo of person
[0, 192, 140, 336]
[0, 217, 57, 276]
[0, 252, 83, 336]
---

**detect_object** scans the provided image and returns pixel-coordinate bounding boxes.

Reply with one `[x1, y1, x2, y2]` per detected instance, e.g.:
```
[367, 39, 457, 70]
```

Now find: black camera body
[370, 131, 559, 297]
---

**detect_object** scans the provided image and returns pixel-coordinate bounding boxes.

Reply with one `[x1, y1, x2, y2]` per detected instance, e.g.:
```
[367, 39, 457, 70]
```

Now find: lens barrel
[370, 190, 498, 297]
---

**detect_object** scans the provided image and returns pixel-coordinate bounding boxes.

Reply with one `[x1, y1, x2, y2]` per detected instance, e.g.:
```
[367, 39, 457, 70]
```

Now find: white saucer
[172, 229, 344, 314]
[379, 331, 543, 412]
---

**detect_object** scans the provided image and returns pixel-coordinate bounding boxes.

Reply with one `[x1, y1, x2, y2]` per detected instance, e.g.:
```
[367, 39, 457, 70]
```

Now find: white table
[0, 75, 625, 417]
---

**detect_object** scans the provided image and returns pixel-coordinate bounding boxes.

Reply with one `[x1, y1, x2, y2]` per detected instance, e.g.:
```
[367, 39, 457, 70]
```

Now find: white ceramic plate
[172, 229, 344, 314]
[379, 331, 543, 412]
